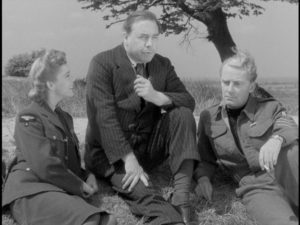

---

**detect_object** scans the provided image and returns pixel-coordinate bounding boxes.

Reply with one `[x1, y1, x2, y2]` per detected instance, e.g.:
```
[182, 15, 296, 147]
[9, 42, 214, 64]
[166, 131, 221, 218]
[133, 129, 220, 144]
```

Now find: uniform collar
[217, 94, 256, 122]
[241, 94, 257, 122]
[31, 101, 65, 131]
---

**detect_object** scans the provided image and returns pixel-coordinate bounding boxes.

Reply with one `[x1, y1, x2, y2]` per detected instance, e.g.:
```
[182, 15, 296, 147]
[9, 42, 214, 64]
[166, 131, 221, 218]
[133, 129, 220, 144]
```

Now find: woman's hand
[82, 173, 99, 198]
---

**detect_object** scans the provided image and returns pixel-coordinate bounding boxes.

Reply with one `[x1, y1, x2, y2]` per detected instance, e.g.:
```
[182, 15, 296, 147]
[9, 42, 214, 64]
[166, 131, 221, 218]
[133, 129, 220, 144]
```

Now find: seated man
[194, 49, 298, 225]
[84, 10, 200, 225]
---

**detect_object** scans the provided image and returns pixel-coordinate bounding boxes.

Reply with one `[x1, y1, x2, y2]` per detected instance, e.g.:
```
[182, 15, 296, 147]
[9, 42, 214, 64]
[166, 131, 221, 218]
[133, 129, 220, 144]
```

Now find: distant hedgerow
[1, 77, 298, 117]
[4, 49, 45, 77]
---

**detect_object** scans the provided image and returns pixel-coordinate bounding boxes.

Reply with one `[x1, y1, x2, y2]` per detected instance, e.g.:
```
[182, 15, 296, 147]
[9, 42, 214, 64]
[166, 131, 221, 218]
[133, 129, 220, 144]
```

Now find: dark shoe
[168, 192, 191, 225]
[172, 204, 191, 225]
[177, 205, 191, 225]
[174, 204, 199, 225]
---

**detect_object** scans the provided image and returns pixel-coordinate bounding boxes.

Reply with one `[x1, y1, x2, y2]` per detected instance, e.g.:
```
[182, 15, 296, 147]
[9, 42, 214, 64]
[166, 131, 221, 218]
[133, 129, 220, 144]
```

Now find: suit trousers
[236, 142, 299, 225]
[108, 107, 199, 225]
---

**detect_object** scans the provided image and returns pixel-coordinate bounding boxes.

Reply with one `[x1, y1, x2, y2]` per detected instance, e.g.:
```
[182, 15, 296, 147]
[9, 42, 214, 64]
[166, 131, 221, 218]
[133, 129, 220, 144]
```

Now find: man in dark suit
[84, 10, 200, 225]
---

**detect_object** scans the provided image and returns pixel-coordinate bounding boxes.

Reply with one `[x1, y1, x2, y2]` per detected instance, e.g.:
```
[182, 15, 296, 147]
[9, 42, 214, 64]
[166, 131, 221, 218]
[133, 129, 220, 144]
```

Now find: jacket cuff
[79, 182, 91, 198]
[274, 130, 298, 148]
[193, 162, 216, 181]
[161, 102, 175, 111]
[81, 169, 89, 181]
[106, 146, 133, 165]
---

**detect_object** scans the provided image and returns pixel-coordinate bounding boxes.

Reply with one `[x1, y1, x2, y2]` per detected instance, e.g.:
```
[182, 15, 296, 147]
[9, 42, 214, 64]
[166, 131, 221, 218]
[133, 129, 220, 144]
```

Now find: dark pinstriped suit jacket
[84, 44, 195, 177]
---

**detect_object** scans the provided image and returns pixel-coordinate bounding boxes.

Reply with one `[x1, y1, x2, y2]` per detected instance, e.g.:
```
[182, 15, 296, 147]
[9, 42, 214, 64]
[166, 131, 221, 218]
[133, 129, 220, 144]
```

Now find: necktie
[135, 63, 147, 108]
[135, 63, 146, 78]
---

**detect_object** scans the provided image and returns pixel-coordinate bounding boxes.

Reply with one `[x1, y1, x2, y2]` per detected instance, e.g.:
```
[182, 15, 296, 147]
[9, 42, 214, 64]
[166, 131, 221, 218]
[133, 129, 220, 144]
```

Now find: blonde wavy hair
[220, 49, 257, 82]
[28, 49, 67, 103]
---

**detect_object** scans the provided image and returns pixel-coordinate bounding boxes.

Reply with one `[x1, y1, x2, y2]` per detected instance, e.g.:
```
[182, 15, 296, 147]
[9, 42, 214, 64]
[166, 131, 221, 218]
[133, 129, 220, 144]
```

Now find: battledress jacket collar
[28, 101, 65, 132]
[216, 94, 257, 123]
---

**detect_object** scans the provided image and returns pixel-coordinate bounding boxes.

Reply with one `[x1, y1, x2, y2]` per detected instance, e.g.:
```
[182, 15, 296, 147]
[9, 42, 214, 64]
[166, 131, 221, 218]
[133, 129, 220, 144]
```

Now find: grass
[2, 77, 87, 118]
[2, 76, 298, 224]
[2, 77, 298, 117]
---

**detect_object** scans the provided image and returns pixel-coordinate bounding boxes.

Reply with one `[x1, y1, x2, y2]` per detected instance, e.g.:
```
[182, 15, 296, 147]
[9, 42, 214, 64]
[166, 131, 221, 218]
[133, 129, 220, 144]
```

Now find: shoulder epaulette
[255, 96, 277, 103]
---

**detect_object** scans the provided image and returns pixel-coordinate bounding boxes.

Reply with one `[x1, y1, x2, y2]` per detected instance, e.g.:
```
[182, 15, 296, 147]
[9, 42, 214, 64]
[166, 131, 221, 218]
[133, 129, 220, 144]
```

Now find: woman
[2, 49, 117, 225]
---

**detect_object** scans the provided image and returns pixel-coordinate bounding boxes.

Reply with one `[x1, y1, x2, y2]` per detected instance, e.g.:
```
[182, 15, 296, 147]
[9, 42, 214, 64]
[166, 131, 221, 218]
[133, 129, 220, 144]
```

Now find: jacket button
[65, 156, 68, 160]
[128, 123, 136, 130]
[53, 136, 57, 140]
[26, 168, 30, 171]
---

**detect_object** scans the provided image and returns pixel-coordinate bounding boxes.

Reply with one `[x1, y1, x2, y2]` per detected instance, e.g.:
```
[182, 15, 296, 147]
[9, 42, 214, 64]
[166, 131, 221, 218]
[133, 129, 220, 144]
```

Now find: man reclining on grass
[194, 49, 298, 225]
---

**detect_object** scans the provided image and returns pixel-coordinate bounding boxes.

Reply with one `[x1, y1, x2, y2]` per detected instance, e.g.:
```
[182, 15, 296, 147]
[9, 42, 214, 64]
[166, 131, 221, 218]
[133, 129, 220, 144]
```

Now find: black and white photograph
[2, 1, 298, 225]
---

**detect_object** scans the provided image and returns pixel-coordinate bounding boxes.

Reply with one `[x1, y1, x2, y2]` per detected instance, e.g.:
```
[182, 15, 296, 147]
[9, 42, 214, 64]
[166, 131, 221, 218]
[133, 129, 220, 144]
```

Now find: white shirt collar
[128, 55, 137, 68]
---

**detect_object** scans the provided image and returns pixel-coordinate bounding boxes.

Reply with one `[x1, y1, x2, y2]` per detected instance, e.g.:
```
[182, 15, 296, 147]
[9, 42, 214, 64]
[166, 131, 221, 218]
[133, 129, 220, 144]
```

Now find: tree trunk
[201, 8, 236, 62]
[200, 8, 272, 98]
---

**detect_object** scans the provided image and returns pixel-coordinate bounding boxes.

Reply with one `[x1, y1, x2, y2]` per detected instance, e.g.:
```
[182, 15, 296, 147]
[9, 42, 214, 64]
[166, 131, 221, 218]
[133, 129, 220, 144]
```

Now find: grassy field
[2, 77, 298, 118]
[2, 77, 298, 225]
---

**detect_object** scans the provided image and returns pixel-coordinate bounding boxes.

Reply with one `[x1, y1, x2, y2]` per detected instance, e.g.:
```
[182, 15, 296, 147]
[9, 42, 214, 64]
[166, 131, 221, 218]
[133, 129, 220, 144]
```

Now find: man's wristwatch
[271, 134, 284, 144]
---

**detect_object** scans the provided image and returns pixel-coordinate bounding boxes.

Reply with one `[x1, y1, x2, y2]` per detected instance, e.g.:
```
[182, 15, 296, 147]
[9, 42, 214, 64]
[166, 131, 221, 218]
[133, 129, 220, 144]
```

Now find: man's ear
[46, 81, 55, 90]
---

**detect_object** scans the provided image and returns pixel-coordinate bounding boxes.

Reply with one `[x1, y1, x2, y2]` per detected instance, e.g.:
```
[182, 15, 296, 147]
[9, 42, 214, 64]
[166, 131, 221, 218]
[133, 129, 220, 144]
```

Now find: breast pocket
[207, 125, 236, 156]
[113, 68, 135, 102]
[44, 129, 67, 160]
[247, 119, 273, 148]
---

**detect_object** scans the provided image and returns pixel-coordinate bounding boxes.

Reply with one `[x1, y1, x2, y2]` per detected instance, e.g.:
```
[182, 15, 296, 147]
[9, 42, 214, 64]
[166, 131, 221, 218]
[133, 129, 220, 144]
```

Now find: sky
[2, 0, 299, 82]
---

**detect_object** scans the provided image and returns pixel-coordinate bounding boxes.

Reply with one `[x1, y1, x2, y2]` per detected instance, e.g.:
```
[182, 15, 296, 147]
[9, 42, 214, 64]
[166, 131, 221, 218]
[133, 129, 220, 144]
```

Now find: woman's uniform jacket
[84, 44, 196, 178]
[2, 102, 87, 208]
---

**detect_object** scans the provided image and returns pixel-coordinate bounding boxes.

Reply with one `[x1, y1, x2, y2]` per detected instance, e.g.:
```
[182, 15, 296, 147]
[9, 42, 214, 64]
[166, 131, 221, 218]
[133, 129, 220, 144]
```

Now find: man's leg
[109, 162, 184, 225]
[238, 171, 298, 225]
[171, 159, 194, 224]
[275, 141, 298, 209]
[146, 107, 200, 223]
[242, 187, 298, 225]
[162, 107, 199, 174]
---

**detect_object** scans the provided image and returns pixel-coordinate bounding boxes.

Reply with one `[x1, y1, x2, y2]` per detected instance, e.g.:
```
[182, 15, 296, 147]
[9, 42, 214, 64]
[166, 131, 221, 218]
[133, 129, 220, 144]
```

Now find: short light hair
[28, 49, 67, 103]
[123, 10, 161, 34]
[220, 49, 257, 82]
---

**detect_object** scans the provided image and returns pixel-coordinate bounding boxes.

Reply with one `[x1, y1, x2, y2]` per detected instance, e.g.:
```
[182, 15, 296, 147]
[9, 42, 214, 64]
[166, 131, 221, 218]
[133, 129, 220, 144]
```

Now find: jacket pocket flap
[44, 129, 65, 141]
[248, 119, 273, 137]
[206, 125, 227, 138]
[10, 162, 31, 173]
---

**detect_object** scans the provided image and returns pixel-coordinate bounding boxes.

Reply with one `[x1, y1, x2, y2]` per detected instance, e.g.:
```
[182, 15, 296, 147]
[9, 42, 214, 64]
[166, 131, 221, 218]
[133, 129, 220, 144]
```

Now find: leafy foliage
[77, 0, 298, 37]
[4, 49, 45, 77]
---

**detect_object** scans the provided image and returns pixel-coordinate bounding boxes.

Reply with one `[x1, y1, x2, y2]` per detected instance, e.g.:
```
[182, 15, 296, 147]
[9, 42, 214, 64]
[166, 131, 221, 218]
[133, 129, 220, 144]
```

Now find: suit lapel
[114, 45, 141, 112]
[114, 44, 136, 82]
[113, 45, 165, 113]
[147, 56, 164, 91]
